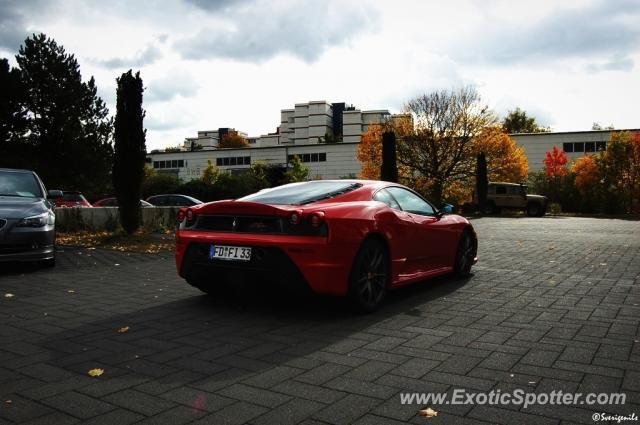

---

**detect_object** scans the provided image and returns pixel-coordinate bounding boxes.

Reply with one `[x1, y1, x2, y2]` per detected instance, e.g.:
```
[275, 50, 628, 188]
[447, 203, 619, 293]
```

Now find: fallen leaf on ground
[117, 326, 130, 333]
[5, 400, 11, 404]
[67, 289, 75, 293]
[419, 407, 438, 418]
[4, 293, 14, 298]
[87, 368, 104, 377]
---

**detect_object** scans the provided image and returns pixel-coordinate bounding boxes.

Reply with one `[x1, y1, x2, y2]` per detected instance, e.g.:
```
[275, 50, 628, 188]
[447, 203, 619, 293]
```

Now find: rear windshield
[240, 181, 362, 205]
[0, 170, 43, 198]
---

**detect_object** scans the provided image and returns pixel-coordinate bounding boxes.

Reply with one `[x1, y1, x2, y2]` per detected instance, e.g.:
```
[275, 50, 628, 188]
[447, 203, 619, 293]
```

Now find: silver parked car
[0, 168, 62, 267]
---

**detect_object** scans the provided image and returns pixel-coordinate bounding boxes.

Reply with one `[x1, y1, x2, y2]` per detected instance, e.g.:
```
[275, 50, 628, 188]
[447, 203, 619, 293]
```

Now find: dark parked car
[93, 197, 154, 208]
[0, 168, 62, 267]
[147, 194, 203, 207]
[54, 191, 92, 208]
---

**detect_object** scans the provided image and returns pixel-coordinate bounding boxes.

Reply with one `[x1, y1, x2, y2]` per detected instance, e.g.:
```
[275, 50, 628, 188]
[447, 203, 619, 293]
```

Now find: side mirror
[47, 190, 63, 199]
[440, 203, 454, 214]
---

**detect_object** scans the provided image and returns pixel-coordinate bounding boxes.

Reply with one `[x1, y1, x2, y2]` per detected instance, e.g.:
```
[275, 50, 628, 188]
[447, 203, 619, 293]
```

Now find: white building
[147, 98, 638, 180]
[511, 129, 638, 171]
[148, 100, 404, 180]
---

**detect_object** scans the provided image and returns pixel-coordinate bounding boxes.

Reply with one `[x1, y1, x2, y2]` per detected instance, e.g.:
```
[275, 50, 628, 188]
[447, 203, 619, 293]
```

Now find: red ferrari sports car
[175, 180, 477, 311]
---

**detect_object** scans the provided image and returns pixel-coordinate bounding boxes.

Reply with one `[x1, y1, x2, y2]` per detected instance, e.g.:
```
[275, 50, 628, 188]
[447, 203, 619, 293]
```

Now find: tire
[526, 202, 542, 217]
[40, 257, 55, 268]
[454, 231, 475, 277]
[482, 202, 496, 215]
[348, 238, 389, 313]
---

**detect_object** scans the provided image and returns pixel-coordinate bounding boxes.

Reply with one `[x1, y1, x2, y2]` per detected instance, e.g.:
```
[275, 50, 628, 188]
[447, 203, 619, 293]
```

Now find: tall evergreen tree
[381, 131, 398, 183]
[113, 70, 146, 234]
[476, 153, 488, 213]
[0, 58, 28, 168]
[15, 34, 113, 196]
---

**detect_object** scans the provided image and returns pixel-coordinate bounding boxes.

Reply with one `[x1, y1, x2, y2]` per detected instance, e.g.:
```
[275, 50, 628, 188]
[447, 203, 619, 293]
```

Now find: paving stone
[103, 389, 175, 416]
[217, 383, 292, 408]
[1, 218, 639, 424]
[251, 398, 324, 425]
[41, 391, 114, 420]
[312, 394, 380, 425]
[192, 401, 268, 425]
[272, 380, 347, 404]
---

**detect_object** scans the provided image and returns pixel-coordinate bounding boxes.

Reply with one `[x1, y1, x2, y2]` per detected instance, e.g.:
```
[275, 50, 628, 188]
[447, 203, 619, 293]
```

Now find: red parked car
[175, 180, 477, 312]
[54, 191, 92, 208]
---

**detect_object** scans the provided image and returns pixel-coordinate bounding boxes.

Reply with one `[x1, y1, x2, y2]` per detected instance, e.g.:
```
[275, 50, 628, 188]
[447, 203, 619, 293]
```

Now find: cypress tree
[381, 131, 398, 183]
[476, 153, 488, 213]
[113, 70, 146, 234]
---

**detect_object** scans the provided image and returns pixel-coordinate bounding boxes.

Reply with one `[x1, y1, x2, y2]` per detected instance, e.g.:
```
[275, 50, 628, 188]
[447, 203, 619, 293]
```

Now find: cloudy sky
[1, 0, 638, 151]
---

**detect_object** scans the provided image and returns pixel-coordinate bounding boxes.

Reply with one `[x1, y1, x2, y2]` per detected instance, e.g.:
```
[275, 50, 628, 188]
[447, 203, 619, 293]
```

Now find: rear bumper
[176, 231, 359, 296]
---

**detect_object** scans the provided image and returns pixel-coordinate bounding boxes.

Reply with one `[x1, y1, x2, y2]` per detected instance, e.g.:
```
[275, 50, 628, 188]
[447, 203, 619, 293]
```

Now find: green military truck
[472, 182, 548, 216]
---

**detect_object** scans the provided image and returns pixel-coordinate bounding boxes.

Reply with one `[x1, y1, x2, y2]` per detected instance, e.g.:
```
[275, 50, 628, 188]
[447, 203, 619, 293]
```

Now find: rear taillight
[177, 209, 186, 222]
[186, 208, 195, 224]
[289, 211, 301, 225]
[308, 211, 325, 227]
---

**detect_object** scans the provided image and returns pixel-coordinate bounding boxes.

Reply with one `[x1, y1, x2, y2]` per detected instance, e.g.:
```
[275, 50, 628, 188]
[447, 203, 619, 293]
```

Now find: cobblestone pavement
[1, 217, 639, 424]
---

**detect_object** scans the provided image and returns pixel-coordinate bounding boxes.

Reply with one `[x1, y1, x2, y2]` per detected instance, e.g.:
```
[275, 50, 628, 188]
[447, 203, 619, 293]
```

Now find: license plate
[209, 245, 251, 261]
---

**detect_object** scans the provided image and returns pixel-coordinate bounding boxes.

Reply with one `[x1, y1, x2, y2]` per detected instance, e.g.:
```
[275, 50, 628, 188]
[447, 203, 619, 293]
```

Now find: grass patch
[56, 230, 175, 253]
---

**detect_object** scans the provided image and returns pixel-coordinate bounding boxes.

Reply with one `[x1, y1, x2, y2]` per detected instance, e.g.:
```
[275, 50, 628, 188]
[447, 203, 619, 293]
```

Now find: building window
[574, 142, 584, 152]
[563, 143, 573, 153]
[153, 161, 159, 168]
[287, 153, 327, 163]
[178, 160, 184, 167]
[215, 156, 250, 167]
[596, 142, 606, 151]
[585, 142, 595, 153]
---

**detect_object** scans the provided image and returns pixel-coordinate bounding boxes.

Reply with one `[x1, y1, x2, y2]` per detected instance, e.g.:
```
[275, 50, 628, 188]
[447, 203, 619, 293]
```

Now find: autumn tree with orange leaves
[219, 132, 249, 149]
[472, 127, 528, 183]
[572, 155, 599, 194]
[356, 123, 384, 180]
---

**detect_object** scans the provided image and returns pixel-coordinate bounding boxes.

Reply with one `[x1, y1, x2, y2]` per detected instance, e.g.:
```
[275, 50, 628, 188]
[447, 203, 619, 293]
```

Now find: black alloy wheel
[349, 238, 389, 313]
[454, 231, 475, 277]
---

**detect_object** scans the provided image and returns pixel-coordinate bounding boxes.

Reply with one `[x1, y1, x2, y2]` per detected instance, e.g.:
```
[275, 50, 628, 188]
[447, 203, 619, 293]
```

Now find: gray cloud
[457, 0, 640, 66]
[586, 54, 635, 73]
[145, 73, 199, 102]
[184, 0, 252, 12]
[176, 0, 379, 63]
[92, 37, 166, 69]
[0, 0, 48, 52]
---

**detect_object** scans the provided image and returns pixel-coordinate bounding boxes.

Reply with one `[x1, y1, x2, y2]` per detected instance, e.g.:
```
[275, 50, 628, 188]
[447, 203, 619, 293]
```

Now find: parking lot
[1, 217, 639, 424]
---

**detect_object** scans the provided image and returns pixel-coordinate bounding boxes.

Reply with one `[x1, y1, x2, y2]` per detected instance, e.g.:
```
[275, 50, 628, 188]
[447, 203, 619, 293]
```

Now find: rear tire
[348, 238, 389, 313]
[482, 202, 496, 215]
[526, 202, 542, 217]
[454, 231, 475, 277]
[40, 257, 55, 268]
